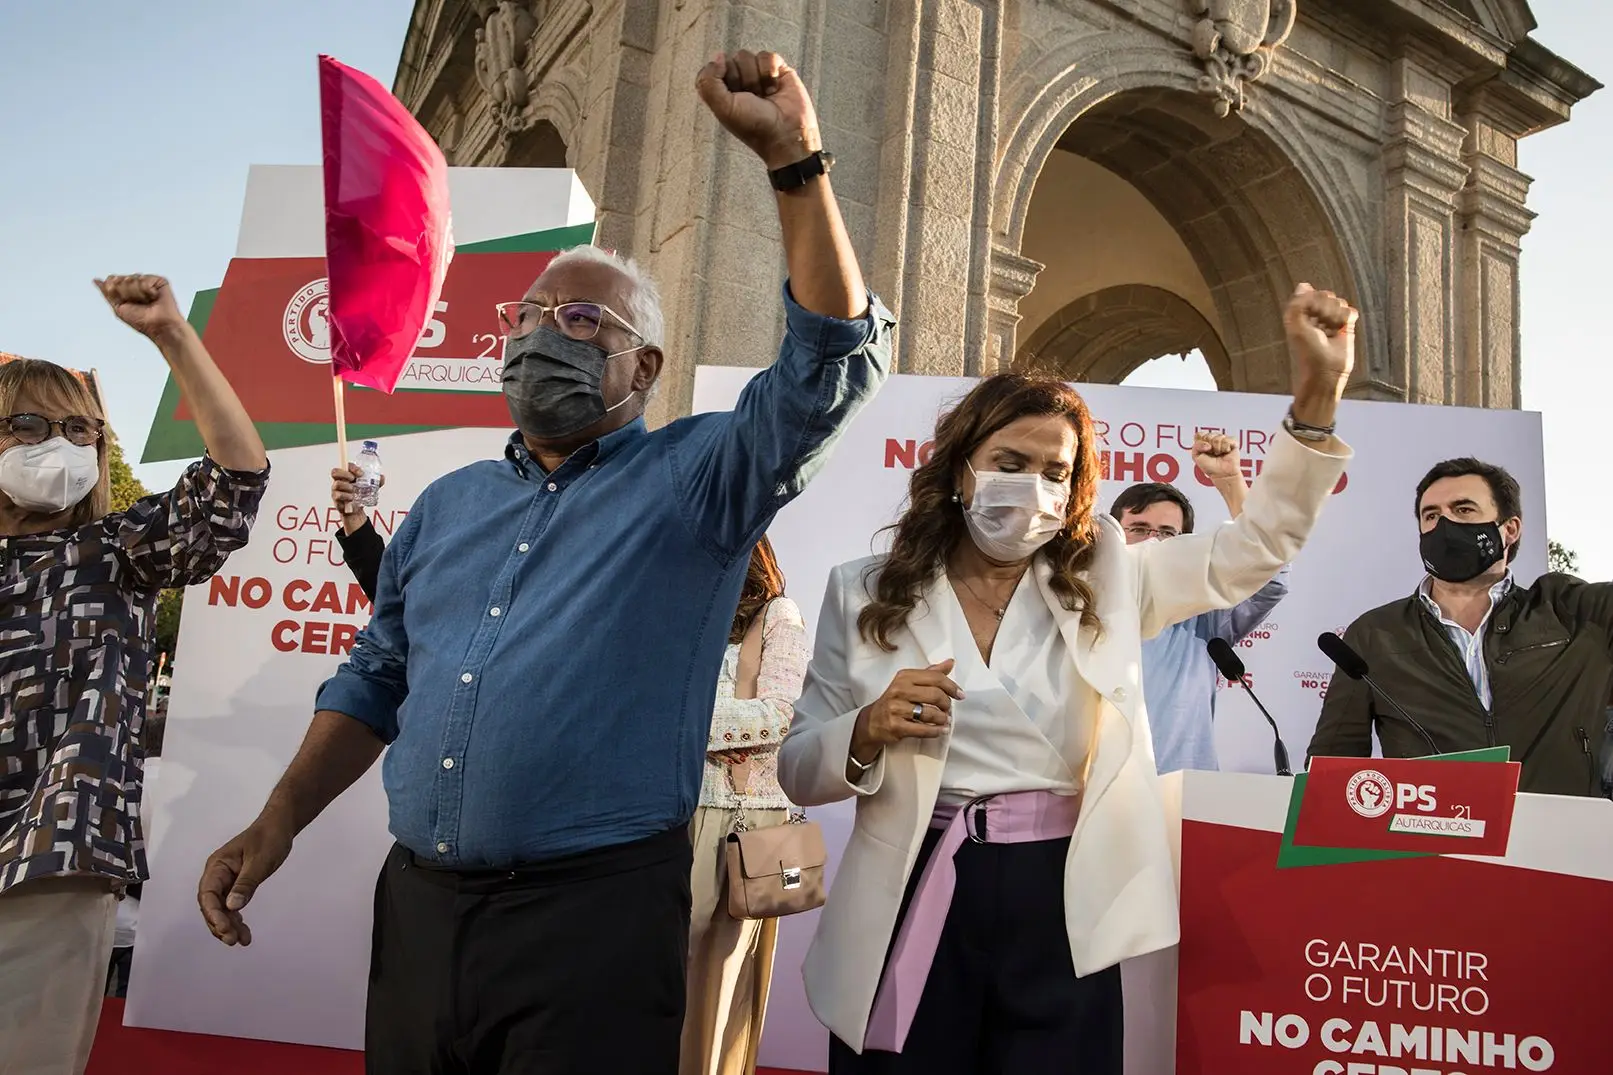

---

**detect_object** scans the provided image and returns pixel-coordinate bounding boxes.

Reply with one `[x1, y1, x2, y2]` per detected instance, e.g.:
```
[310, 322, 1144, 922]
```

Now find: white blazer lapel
[888, 573, 958, 821]
[900, 574, 955, 671]
[1032, 553, 1133, 813]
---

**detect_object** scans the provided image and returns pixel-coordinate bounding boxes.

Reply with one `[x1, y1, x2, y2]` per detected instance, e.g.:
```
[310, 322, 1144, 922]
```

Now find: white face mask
[0, 437, 100, 514]
[961, 464, 1070, 562]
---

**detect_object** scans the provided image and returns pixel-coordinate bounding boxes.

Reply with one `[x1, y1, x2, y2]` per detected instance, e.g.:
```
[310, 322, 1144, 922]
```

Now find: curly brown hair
[730, 535, 787, 643]
[857, 373, 1103, 651]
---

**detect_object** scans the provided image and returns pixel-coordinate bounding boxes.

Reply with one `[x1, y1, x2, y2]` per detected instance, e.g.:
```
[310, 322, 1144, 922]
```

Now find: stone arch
[1016, 285, 1232, 387]
[497, 66, 584, 168]
[502, 119, 569, 168]
[992, 35, 1377, 391]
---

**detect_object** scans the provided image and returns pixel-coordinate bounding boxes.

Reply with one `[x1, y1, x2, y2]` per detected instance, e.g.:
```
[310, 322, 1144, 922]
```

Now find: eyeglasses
[1124, 524, 1180, 540]
[494, 300, 645, 343]
[1, 413, 105, 447]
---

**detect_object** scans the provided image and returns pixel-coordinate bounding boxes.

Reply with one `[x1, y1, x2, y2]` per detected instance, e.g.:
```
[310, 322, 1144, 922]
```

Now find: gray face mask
[501, 325, 641, 440]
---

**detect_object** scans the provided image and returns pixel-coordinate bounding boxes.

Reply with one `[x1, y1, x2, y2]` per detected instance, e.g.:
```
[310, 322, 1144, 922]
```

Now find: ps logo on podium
[1344, 770, 1394, 818]
[1346, 768, 1439, 819]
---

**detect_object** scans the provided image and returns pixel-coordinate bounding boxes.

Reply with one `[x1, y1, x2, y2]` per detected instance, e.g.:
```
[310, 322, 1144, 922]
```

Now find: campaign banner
[1295, 756, 1521, 857]
[140, 164, 594, 462]
[181, 250, 550, 424]
[1174, 771, 1613, 1075]
[126, 165, 595, 1048]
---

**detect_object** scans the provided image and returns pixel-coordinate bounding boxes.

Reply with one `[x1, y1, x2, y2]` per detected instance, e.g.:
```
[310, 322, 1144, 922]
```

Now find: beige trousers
[0, 876, 118, 1075]
[680, 805, 787, 1075]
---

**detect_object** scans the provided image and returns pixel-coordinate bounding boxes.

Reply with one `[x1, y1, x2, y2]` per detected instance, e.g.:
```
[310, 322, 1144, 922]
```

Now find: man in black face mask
[1309, 457, 1613, 797]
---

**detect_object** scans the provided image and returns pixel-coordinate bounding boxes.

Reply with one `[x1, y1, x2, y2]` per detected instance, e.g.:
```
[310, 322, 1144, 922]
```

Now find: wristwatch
[1283, 409, 1334, 442]
[769, 150, 835, 192]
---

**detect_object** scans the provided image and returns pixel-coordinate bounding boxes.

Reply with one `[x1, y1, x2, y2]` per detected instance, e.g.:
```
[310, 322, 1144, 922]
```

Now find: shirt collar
[1417, 571, 1514, 617]
[503, 418, 648, 479]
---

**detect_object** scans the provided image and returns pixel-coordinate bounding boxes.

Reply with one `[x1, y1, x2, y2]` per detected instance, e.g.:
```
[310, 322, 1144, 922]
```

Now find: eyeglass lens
[4, 414, 103, 446]
[498, 302, 607, 341]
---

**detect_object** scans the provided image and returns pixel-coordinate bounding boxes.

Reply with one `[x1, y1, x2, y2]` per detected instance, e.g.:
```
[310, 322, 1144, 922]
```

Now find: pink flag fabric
[318, 53, 453, 394]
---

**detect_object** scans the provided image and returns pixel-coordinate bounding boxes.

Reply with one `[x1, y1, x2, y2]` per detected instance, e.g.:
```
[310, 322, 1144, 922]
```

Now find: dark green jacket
[1308, 573, 1613, 797]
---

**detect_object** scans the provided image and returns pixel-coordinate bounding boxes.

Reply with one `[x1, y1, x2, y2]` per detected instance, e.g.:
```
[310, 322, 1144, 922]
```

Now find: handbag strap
[726, 598, 808, 832]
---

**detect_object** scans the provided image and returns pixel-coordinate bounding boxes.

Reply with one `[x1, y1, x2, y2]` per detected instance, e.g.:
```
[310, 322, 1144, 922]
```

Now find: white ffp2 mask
[962, 465, 1069, 562]
[0, 437, 100, 514]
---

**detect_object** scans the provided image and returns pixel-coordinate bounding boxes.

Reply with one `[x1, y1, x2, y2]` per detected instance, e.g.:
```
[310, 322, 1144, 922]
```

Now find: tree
[1548, 540, 1578, 575]
[155, 589, 184, 659]
[107, 437, 187, 659]
[107, 434, 148, 513]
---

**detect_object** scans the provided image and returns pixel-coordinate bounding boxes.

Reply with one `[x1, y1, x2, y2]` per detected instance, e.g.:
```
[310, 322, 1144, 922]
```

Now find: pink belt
[863, 788, 1083, 1053]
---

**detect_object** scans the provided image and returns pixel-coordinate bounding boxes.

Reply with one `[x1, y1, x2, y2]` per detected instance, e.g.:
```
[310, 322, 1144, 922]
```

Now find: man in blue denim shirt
[199, 50, 892, 1073]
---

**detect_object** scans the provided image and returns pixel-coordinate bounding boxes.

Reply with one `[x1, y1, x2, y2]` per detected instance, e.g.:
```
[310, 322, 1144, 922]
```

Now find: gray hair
[545, 245, 665, 348]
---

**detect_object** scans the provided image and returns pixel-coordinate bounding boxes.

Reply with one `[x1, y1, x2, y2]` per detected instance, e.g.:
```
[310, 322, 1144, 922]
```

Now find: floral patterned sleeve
[112, 455, 270, 591]
[707, 596, 810, 755]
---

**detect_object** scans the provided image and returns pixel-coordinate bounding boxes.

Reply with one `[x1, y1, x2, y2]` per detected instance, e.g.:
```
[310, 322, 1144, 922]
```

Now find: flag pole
[333, 375, 349, 468]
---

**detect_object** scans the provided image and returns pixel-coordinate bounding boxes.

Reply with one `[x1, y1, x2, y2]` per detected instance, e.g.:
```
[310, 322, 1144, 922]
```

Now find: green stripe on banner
[1275, 746, 1513, 869]
[456, 221, 596, 254]
[139, 220, 597, 462]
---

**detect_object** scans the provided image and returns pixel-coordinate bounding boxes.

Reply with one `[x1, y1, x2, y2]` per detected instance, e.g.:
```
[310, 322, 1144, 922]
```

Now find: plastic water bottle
[353, 440, 383, 509]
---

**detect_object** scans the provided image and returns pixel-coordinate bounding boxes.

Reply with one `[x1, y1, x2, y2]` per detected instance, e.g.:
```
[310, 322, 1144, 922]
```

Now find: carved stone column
[894, 0, 996, 376]
[985, 247, 1043, 374]
[1456, 96, 1535, 410]
[1379, 55, 1468, 405]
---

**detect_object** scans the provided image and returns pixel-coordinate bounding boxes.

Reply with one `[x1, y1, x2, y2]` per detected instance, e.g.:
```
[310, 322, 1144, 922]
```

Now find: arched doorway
[501, 119, 569, 169]
[1003, 85, 1363, 394]
[1018, 284, 1231, 386]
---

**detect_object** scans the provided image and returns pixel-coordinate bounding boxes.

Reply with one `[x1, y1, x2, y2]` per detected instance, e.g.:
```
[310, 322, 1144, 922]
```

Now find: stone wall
[392, 0, 1598, 421]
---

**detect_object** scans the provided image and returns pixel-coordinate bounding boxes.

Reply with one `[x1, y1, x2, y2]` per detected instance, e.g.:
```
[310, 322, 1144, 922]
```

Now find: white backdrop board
[690, 367, 1547, 1072]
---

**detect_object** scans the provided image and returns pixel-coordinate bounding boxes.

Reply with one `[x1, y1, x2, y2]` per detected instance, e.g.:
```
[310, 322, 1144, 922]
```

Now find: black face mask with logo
[1419, 516, 1507, 583]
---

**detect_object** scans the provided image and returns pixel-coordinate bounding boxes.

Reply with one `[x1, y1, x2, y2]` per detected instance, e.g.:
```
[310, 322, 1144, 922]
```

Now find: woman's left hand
[97, 274, 188, 341]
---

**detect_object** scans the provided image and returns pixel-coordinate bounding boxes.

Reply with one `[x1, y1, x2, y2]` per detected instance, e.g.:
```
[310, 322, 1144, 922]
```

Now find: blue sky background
[2, 2, 1609, 578]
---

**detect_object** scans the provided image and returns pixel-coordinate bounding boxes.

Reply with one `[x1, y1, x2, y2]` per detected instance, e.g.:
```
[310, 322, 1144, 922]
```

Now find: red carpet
[89, 999, 815, 1074]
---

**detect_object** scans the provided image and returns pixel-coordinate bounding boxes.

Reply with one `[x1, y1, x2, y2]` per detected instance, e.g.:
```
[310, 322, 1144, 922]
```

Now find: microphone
[1316, 632, 1440, 757]
[1207, 637, 1292, 776]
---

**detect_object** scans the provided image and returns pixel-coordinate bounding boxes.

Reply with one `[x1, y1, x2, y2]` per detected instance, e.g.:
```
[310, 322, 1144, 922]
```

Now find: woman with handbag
[681, 535, 811, 1075]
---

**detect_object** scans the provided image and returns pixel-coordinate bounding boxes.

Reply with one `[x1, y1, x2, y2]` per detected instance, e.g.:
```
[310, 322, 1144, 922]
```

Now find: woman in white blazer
[777, 285, 1357, 1073]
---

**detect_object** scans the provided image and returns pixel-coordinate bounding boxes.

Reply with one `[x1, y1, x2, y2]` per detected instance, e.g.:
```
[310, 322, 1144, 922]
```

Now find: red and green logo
[1276, 747, 1517, 868]
[141, 222, 594, 462]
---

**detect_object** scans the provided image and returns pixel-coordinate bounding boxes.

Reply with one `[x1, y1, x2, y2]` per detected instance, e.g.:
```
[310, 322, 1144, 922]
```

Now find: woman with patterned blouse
[0, 275, 268, 1075]
[681, 535, 810, 1075]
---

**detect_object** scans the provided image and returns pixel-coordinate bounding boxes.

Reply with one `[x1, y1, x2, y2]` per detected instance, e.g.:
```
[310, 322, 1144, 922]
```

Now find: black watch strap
[769, 150, 834, 192]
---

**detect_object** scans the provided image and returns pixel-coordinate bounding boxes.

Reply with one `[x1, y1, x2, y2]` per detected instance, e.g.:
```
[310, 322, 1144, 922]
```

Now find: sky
[1, 2, 1609, 578]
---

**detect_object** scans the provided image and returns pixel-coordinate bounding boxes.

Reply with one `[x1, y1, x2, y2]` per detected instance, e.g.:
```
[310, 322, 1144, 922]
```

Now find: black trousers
[829, 827, 1123, 1075]
[365, 827, 693, 1074]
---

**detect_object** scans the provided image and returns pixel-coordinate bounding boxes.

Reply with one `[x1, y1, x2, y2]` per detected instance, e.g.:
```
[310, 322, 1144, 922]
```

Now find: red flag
[318, 54, 453, 394]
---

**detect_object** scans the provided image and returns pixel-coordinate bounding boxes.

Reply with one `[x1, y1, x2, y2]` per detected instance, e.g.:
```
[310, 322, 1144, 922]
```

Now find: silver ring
[911, 702, 924, 722]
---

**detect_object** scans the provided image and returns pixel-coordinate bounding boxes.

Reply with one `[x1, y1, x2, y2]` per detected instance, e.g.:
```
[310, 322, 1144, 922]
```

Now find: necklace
[954, 572, 1021, 621]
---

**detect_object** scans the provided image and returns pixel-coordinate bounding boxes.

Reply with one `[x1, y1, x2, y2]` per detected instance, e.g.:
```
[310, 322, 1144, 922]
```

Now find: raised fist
[97, 274, 187, 340]
[1283, 283, 1357, 387]
[695, 50, 822, 171]
[1192, 431, 1242, 483]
